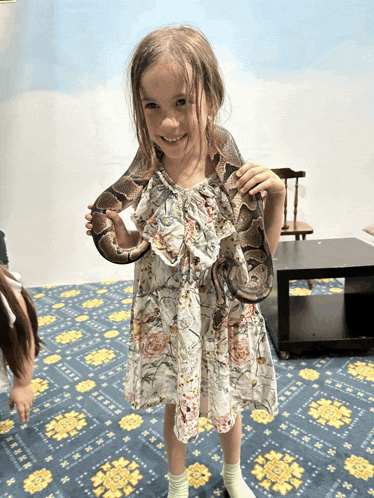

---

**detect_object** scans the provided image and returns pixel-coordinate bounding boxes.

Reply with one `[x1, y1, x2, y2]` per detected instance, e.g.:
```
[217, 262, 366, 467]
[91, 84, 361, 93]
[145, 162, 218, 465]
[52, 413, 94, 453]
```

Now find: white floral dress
[124, 164, 278, 444]
[0, 273, 22, 393]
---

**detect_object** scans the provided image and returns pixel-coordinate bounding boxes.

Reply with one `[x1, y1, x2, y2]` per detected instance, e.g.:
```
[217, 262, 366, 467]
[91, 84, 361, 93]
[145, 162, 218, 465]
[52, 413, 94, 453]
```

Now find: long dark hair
[0, 266, 46, 378]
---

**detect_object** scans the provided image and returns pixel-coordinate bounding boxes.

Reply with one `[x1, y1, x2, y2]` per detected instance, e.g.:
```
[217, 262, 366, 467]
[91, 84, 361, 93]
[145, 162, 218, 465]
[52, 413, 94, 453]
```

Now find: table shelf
[261, 238, 374, 358]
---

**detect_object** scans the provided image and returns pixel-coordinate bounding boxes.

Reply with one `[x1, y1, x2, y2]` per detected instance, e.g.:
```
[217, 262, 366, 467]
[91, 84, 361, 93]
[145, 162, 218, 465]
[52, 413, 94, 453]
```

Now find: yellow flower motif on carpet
[31, 378, 49, 397]
[55, 330, 82, 344]
[344, 455, 374, 480]
[109, 311, 131, 322]
[330, 287, 343, 293]
[76, 315, 89, 322]
[44, 355, 61, 364]
[97, 289, 108, 294]
[198, 417, 214, 432]
[104, 330, 120, 338]
[38, 315, 56, 326]
[52, 303, 65, 309]
[82, 299, 104, 308]
[45, 411, 87, 441]
[33, 293, 44, 298]
[60, 289, 81, 298]
[122, 298, 132, 304]
[0, 419, 14, 434]
[102, 281, 117, 285]
[308, 398, 352, 428]
[289, 288, 312, 296]
[119, 414, 143, 431]
[251, 409, 274, 424]
[85, 348, 115, 366]
[186, 463, 211, 489]
[24, 469, 53, 494]
[347, 361, 374, 382]
[299, 368, 320, 380]
[91, 457, 143, 497]
[252, 450, 304, 495]
[315, 278, 334, 283]
[76, 380, 96, 392]
[123, 286, 133, 293]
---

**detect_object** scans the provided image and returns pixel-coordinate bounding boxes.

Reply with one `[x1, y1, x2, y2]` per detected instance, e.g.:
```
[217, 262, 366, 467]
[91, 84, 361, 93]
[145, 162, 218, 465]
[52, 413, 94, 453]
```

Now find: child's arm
[236, 162, 285, 256]
[8, 292, 35, 423]
[85, 204, 140, 248]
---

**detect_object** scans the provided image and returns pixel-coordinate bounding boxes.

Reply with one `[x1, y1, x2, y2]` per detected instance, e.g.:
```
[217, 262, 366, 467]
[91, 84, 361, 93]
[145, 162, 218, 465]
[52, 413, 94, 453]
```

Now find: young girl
[0, 265, 45, 423]
[85, 25, 285, 498]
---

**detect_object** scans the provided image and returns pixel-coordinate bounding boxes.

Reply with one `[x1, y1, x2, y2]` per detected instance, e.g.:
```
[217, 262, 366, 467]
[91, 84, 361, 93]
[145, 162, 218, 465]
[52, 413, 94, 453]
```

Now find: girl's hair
[128, 24, 225, 167]
[0, 266, 46, 378]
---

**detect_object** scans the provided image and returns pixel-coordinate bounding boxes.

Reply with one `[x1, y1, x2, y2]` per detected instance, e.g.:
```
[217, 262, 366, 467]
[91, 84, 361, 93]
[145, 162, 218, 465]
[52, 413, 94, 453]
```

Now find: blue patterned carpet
[1, 278, 374, 497]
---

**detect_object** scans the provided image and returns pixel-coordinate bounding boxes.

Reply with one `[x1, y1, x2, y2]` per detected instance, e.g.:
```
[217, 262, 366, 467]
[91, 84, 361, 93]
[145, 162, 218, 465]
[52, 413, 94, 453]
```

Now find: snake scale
[91, 125, 274, 320]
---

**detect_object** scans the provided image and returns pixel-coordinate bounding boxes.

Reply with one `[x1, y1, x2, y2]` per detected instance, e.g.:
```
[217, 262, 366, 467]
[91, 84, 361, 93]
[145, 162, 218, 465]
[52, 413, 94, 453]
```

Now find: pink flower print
[214, 413, 234, 433]
[125, 392, 135, 404]
[178, 392, 200, 425]
[184, 219, 196, 245]
[229, 337, 250, 365]
[140, 330, 167, 361]
[244, 304, 256, 320]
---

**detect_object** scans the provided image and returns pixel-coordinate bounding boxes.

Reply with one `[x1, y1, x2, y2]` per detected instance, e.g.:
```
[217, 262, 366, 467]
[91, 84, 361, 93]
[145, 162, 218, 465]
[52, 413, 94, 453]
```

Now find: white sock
[223, 461, 256, 498]
[167, 469, 189, 498]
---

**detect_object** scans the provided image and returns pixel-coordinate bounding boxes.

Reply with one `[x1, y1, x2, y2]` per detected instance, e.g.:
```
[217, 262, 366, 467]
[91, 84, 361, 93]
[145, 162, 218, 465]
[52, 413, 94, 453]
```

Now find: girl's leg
[164, 404, 188, 474]
[218, 413, 256, 498]
[163, 404, 189, 498]
[218, 412, 242, 464]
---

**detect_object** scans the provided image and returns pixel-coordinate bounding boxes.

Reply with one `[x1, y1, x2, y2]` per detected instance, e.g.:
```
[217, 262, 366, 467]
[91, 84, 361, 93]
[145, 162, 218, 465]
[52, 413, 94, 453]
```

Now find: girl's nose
[161, 113, 179, 128]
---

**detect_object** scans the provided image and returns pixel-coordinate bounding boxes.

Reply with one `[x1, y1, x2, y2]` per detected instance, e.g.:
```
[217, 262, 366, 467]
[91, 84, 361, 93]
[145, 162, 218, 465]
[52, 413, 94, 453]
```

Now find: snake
[90, 125, 274, 322]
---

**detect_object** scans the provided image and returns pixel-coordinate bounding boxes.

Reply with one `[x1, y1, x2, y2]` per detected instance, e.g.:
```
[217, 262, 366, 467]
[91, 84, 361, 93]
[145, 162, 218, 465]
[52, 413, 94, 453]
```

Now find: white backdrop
[1, 1, 373, 287]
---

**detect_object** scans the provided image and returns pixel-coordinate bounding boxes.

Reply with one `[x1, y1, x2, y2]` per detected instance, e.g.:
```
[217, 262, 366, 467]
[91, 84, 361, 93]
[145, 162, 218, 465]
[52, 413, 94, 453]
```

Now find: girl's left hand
[9, 385, 34, 422]
[236, 162, 285, 197]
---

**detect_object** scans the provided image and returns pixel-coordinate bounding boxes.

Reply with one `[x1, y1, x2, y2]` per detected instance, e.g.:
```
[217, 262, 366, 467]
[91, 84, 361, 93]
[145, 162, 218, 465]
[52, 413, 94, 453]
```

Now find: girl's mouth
[160, 134, 187, 143]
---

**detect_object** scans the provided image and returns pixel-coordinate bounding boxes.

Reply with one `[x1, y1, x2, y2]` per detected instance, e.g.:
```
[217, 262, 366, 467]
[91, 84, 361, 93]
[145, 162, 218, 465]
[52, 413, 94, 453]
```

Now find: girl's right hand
[85, 204, 139, 249]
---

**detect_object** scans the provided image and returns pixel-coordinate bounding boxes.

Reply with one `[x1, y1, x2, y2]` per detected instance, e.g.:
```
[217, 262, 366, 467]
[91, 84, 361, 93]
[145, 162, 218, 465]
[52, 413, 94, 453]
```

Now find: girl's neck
[162, 151, 216, 189]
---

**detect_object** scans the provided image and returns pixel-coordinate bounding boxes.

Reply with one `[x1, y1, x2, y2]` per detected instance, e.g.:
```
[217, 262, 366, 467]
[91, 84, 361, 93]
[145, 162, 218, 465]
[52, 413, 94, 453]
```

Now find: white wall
[1, 2, 373, 287]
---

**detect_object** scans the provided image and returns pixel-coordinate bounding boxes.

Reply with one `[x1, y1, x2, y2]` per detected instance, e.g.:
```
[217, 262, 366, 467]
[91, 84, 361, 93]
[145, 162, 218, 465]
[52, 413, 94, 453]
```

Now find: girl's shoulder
[213, 125, 243, 168]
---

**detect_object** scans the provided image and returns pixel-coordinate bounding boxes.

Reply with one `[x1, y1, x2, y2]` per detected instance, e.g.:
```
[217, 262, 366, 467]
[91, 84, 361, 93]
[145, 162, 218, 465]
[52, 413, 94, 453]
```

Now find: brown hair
[128, 24, 225, 167]
[0, 266, 46, 378]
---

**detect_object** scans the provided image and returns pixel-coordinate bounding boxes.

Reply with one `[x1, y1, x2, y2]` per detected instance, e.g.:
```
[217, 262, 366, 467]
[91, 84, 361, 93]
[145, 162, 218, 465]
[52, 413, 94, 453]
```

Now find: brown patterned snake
[91, 126, 274, 317]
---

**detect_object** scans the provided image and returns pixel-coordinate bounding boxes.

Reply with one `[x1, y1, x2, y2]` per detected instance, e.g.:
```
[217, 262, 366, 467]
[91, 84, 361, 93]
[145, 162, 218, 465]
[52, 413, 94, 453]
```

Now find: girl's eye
[176, 99, 186, 106]
[145, 103, 158, 109]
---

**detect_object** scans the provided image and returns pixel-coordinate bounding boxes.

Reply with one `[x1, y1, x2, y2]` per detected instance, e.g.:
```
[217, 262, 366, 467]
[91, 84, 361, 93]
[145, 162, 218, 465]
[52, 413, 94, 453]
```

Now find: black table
[260, 237, 374, 359]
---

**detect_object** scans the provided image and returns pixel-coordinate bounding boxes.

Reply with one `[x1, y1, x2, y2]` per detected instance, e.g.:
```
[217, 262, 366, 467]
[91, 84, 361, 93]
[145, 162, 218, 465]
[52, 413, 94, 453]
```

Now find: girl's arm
[85, 204, 140, 249]
[263, 191, 286, 256]
[236, 162, 286, 256]
[8, 292, 35, 423]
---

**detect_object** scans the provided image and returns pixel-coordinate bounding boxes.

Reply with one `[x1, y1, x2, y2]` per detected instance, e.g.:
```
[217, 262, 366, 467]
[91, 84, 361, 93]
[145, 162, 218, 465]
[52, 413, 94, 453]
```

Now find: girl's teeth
[162, 135, 184, 142]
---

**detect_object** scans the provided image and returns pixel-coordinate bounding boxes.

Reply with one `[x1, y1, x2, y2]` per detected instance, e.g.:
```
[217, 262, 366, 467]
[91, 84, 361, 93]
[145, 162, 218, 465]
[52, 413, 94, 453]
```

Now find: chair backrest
[271, 168, 306, 229]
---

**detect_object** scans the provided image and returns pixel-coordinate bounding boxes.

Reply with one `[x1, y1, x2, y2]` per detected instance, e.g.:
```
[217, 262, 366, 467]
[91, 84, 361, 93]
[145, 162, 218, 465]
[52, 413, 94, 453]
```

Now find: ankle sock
[223, 461, 256, 498]
[167, 469, 189, 498]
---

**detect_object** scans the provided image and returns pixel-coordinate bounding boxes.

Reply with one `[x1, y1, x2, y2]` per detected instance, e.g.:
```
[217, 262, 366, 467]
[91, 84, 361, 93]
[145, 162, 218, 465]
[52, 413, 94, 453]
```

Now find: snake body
[91, 126, 273, 310]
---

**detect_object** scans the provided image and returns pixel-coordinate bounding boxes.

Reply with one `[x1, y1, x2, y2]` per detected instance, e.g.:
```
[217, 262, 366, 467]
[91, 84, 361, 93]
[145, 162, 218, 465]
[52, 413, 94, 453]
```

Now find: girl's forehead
[140, 60, 194, 91]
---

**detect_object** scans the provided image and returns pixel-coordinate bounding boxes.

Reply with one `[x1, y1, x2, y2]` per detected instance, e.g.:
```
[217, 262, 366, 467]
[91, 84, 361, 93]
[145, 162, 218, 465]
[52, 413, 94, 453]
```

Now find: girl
[0, 265, 45, 423]
[85, 25, 285, 498]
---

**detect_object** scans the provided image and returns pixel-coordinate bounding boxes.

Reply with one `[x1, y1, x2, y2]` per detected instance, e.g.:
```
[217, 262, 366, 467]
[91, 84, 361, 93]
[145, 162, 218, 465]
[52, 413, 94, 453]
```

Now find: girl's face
[140, 60, 210, 167]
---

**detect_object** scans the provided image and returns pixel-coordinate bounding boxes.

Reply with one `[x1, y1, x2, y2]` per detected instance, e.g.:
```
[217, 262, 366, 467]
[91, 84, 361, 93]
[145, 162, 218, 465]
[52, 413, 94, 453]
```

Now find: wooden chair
[271, 167, 314, 289]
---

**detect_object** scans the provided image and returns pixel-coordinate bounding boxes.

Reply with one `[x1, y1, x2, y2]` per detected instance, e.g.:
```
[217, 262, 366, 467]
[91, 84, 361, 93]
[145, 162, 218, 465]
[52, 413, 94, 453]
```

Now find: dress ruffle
[131, 167, 236, 272]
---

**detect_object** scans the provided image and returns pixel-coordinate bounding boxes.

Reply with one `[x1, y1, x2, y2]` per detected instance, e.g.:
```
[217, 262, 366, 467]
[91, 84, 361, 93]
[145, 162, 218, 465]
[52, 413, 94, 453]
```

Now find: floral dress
[124, 164, 278, 444]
